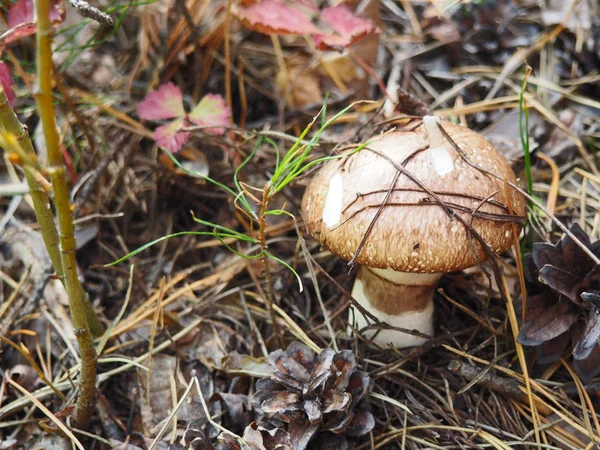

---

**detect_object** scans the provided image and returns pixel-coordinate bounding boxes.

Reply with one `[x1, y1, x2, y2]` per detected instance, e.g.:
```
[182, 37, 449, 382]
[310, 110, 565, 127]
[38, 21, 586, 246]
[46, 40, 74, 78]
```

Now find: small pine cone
[253, 342, 374, 450]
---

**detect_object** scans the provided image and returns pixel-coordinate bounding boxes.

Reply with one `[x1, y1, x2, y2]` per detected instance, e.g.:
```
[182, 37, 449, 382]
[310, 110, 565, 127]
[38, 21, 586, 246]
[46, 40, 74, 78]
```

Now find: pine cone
[253, 342, 374, 450]
[517, 224, 600, 381]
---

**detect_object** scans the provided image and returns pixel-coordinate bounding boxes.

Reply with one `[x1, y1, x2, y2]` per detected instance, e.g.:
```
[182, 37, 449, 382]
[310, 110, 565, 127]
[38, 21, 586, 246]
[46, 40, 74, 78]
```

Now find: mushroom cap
[301, 119, 526, 273]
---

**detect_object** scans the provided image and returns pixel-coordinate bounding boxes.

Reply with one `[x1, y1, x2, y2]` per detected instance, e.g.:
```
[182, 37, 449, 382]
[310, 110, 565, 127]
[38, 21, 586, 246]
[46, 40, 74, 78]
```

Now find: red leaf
[0, 62, 15, 106]
[8, 0, 34, 28]
[0, 23, 37, 48]
[188, 94, 231, 135]
[314, 5, 377, 50]
[295, 0, 318, 12]
[322, 6, 374, 38]
[236, 0, 320, 35]
[153, 118, 190, 153]
[6, 0, 64, 34]
[137, 82, 186, 121]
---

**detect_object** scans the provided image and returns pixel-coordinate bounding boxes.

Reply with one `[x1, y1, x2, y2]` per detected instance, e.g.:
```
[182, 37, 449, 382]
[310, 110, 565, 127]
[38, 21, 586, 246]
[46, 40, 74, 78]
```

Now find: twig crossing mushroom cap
[302, 118, 525, 273]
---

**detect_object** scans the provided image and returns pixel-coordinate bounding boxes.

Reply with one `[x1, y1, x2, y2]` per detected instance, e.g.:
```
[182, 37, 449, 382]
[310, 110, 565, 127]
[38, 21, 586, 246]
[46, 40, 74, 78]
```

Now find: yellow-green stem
[34, 0, 97, 428]
[259, 183, 281, 346]
[0, 92, 104, 337]
[0, 87, 63, 277]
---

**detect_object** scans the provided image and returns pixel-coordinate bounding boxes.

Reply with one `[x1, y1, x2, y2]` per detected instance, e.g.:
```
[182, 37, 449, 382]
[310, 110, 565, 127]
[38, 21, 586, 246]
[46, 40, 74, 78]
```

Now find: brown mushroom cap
[301, 119, 525, 273]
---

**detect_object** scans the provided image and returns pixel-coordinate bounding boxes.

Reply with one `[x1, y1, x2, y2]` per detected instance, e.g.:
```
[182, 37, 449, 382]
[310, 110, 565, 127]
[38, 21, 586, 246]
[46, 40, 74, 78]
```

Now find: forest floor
[1, 0, 600, 449]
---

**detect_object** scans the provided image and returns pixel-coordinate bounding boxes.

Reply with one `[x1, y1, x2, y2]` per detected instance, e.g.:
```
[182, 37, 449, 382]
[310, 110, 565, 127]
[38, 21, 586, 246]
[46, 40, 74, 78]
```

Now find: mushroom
[301, 116, 525, 347]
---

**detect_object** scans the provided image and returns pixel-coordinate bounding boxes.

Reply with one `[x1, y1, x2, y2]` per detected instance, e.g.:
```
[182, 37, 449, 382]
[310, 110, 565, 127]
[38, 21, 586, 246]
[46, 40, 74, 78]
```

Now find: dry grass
[1, 0, 600, 448]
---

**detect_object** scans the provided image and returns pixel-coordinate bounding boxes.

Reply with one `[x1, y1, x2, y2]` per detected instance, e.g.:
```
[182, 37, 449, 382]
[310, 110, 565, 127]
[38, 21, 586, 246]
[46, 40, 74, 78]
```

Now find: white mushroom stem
[423, 115, 454, 176]
[349, 267, 441, 347]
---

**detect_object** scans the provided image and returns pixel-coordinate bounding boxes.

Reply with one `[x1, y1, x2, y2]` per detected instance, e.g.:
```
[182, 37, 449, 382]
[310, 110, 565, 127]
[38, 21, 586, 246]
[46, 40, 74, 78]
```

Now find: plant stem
[34, 0, 97, 428]
[0, 88, 63, 277]
[259, 182, 281, 346]
[519, 69, 533, 197]
[519, 66, 534, 251]
[0, 91, 104, 337]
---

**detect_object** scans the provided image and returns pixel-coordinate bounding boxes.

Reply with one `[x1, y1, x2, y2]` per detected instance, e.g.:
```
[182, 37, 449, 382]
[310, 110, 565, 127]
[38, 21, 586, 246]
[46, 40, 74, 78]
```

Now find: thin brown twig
[437, 122, 600, 265]
[343, 187, 513, 214]
[448, 360, 527, 401]
[337, 200, 524, 230]
[347, 144, 455, 268]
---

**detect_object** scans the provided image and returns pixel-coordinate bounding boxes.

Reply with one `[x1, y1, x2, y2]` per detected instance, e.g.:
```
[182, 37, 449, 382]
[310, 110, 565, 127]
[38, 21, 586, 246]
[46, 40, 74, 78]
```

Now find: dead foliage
[1, 0, 600, 449]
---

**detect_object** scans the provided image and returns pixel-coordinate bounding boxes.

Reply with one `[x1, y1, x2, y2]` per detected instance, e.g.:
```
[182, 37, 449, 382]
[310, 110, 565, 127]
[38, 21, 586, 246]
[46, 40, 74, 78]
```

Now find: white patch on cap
[430, 145, 455, 176]
[322, 172, 344, 227]
[423, 115, 454, 176]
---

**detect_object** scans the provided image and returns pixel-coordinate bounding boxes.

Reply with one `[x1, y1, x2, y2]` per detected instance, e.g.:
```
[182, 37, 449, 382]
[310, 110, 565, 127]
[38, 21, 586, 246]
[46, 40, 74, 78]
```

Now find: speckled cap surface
[301, 118, 525, 273]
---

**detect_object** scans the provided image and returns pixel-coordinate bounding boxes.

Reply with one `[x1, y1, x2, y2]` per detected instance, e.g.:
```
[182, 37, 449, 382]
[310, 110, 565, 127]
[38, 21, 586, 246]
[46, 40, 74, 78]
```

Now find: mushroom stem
[349, 267, 440, 347]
